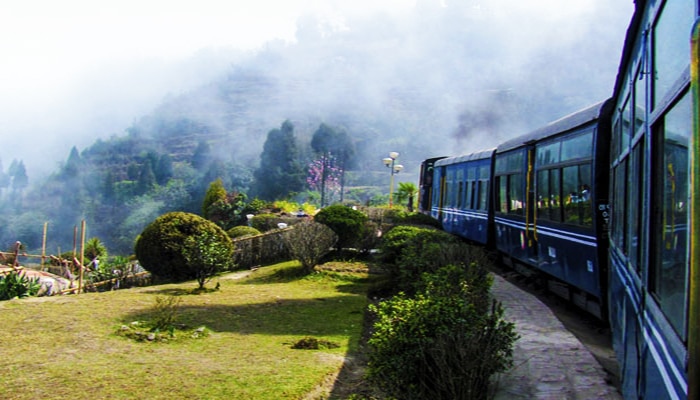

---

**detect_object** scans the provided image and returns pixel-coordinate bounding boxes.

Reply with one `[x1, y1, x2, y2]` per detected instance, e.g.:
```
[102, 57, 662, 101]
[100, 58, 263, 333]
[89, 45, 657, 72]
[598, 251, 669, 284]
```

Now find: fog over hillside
[3, 0, 633, 179]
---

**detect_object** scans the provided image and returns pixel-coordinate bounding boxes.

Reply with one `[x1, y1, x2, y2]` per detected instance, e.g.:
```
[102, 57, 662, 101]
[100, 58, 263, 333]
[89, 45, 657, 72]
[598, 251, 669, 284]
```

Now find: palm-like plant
[395, 182, 418, 211]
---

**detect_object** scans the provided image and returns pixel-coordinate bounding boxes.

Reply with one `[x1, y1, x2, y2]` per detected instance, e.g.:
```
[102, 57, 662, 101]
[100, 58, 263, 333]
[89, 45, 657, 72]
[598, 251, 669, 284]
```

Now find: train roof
[496, 100, 610, 153]
[434, 148, 495, 167]
[611, 0, 646, 104]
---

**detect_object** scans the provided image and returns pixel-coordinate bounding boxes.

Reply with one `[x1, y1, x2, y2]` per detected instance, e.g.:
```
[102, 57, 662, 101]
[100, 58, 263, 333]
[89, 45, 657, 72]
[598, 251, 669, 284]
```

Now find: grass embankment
[0, 261, 374, 399]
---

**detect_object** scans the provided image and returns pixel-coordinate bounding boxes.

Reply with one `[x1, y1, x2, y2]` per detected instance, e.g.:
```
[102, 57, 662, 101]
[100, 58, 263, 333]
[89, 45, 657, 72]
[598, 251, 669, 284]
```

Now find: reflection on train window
[478, 180, 488, 210]
[537, 142, 560, 166]
[652, 0, 693, 110]
[612, 160, 627, 251]
[634, 51, 646, 134]
[497, 174, 524, 215]
[621, 97, 631, 152]
[563, 164, 592, 226]
[652, 92, 690, 340]
[626, 141, 644, 272]
[561, 132, 592, 161]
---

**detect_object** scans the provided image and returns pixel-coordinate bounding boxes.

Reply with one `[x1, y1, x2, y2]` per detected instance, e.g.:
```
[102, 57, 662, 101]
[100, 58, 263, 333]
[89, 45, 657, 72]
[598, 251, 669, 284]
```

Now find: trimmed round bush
[135, 212, 235, 284]
[314, 204, 368, 249]
[227, 225, 261, 239]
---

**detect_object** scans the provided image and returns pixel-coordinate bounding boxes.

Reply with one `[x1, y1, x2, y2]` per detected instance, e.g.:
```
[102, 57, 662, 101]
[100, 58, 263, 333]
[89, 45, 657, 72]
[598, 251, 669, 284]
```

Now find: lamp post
[383, 152, 404, 207]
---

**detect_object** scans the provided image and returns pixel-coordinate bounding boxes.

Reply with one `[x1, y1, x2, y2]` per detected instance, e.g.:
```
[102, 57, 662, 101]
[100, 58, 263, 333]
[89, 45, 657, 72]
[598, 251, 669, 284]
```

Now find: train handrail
[687, 16, 700, 400]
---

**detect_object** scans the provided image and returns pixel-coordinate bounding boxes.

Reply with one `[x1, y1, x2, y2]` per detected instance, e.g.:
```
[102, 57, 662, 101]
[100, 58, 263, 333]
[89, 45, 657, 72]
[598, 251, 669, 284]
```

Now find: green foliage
[395, 181, 418, 211]
[134, 212, 235, 284]
[84, 237, 108, 262]
[227, 225, 261, 239]
[202, 178, 227, 219]
[314, 204, 368, 250]
[0, 271, 41, 300]
[182, 230, 236, 289]
[367, 264, 517, 400]
[383, 209, 441, 228]
[379, 225, 449, 264]
[282, 220, 338, 273]
[251, 213, 283, 232]
[252, 120, 305, 200]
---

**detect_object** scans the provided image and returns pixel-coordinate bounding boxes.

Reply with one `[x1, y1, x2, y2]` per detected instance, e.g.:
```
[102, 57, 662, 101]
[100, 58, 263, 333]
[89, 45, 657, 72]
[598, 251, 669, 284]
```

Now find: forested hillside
[0, 2, 628, 256]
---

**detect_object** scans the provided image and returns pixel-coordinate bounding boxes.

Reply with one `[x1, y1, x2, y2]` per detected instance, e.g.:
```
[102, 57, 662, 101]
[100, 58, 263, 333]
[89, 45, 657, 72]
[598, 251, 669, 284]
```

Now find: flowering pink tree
[307, 154, 343, 206]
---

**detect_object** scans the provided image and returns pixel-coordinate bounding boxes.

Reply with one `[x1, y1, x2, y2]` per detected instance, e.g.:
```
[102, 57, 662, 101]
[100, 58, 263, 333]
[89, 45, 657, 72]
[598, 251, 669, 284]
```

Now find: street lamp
[382, 152, 404, 207]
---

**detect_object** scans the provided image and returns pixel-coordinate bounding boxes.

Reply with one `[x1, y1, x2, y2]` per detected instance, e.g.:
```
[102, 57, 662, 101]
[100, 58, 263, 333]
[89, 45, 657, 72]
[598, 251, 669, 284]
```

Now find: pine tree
[252, 120, 305, 200]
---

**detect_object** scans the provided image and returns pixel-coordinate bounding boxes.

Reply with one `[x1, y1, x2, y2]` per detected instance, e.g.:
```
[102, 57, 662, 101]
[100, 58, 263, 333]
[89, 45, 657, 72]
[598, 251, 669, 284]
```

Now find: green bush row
[368, 225, 518, 399]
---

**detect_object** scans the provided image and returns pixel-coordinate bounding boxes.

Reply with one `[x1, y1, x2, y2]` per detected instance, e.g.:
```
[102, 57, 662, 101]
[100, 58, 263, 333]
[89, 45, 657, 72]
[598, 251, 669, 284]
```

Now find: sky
[0, 0, 417, 174]
[0, 0, 634, 177]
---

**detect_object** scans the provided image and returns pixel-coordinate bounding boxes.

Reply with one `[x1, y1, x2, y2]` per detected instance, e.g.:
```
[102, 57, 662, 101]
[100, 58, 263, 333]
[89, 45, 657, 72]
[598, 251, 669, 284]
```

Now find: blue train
[419, 1, 700, 399]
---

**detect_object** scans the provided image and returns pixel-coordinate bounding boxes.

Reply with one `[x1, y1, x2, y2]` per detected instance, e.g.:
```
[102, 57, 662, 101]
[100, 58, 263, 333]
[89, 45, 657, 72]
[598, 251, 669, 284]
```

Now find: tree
[252, 120, 305, 200]
[191, 140, 211, 171]
[154, 154, 174, 185]
[84, 237, 108, 265]
[310, 123, 355, 205]
[396, 182, 418, 211]
[182, 230, 235, 289]
[282, 220, 338, 274]
[0, 158, 9, 196]
[202, 178, 227, 219]
[136, 160, 156, 195]
[134, 212, 235, 285]
[9, 160, 28, 194]
[62, 146, 82, 179]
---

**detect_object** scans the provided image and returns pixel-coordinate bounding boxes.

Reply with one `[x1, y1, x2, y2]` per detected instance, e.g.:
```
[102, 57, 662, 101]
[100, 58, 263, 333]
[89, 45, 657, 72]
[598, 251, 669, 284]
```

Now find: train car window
[626, 142, 644, 272]
[634, 58, 646, 135]
[652, 92, 690, 339]
[467, 166, 476, 209]
[612, 161, 628, 252]
[508, 174, 524, 215]
[537, 142, 560, 166]
[621, 97, 632, 153]
[497, 177, 507, 213]
[478, 180, 488, 211]
[561, 132, 593, 161]
[537, 170, 550, 220]
[652, 0, 693, 110]
[550, 169, 562, 222]
[563, 164, 592, 226]
[457, 169, 464, 209]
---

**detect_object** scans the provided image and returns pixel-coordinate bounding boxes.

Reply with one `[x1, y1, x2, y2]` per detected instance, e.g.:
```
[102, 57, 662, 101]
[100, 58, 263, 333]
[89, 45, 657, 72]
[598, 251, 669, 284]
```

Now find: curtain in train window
[653, 93, 690, 339]
[652, 0, 693, 109]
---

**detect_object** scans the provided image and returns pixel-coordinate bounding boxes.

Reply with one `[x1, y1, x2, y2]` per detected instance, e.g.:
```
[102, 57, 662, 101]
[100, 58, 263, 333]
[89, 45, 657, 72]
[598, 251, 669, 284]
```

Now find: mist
[0, 0, 635, 254]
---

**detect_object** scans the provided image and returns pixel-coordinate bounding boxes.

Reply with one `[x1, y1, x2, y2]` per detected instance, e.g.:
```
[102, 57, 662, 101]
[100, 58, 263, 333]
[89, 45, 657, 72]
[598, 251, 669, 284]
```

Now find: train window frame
[651, 0, 694, 111]
[650, 91, 691, 340]
[626, 140, 644, 273]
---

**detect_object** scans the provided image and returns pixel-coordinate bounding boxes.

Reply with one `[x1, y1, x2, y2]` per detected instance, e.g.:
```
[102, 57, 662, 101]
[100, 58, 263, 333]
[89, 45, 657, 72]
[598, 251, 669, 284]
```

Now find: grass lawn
[0, 261, 375, 399]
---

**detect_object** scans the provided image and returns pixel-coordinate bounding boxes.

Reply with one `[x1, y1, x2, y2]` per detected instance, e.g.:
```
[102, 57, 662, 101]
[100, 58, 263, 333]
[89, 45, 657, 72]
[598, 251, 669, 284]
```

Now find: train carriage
[609, 0, 697, 398]
[493, 100, 613, 318]
[431, 150, 495, 245]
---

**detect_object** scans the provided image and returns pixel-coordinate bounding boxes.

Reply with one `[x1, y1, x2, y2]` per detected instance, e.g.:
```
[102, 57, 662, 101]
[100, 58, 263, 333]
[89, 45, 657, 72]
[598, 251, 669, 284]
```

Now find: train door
[525, 146, 538, 263]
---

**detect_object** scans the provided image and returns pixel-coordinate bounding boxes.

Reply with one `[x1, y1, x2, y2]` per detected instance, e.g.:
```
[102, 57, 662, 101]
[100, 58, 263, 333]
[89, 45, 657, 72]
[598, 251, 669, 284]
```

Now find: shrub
[227, 225, 261, 239]
[383, 209, 441, 228]
[379, 225, 455, 265]
[282, 220, 338, 274]
[0, 271, 41, 300]
[134, 212, 235, 286]
[251, 213, 282, 232]
[314, 204, 368, 250]
[367, 264, 517, 400]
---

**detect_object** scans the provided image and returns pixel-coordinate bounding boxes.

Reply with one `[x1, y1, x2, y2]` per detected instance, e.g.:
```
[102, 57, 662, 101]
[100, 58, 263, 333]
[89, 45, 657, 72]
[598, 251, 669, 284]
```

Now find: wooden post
[78, 220, 86, 294]
[41, 222, 48, 271]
